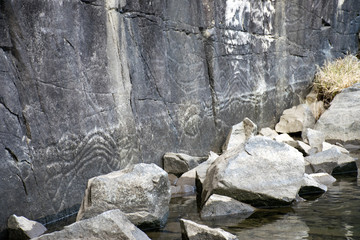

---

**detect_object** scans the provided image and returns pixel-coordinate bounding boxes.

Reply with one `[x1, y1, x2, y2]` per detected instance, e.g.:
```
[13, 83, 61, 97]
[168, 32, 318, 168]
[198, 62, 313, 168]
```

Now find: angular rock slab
[180, 219, 238, 240]
[222, 118, 257, 152]
[163, 152, 207, 176]
[302, 128, 325, 154]
[305, 148, 357, 175]
[259, 127, 279, 139]
[202, 136, 305, 207]
[275, 133, 298, 148]
[33, 210, 150, 240]
[309, 173, 336, 186]
[299, 174, 327, 197]
[315, 83, 360, 143]
[200, 194, 255, 218]
[8, 215, 47, 240]
[171, 152, 219, 196]
[296, 141, 312, 156]
[275, 104, 315, 133]
[322, 142, 349, 154]
[76, 163, 171, 228]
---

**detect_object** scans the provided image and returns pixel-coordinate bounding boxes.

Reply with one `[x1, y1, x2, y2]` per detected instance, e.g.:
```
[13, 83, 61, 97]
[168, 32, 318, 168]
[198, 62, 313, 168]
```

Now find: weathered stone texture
[1, 0, 359, 235]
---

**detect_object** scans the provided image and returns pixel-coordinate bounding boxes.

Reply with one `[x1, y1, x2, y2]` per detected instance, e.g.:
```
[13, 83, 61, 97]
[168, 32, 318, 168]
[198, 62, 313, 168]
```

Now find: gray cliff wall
[0, 0, 359, 234]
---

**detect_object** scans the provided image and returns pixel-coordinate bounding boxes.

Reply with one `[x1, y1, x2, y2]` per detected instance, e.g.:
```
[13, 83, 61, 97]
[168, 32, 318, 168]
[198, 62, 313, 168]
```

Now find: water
[146, 175, 360, 240]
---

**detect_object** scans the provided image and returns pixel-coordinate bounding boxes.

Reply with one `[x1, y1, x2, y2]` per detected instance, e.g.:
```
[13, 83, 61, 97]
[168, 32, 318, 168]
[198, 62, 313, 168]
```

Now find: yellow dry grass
[313, 54, 360, 105]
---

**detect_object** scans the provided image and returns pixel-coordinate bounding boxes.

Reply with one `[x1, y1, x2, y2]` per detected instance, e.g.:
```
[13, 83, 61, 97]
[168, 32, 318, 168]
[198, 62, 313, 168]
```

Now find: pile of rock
[163, 85, 359, 239]
[8, 163, 171, 240]
[6, 84, 359, 239]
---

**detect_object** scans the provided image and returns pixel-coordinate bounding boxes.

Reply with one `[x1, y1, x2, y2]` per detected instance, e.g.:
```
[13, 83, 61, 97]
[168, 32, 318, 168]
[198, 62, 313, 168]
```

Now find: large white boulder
[275, 104, 315, 133]
[202, 136, 305, 207]
[315, 83, 360, 142]
[76, 163, 171, 228]
[222, 118, 257, 152]
[180, 219, 238, 240]
[34, 210, 150, 240]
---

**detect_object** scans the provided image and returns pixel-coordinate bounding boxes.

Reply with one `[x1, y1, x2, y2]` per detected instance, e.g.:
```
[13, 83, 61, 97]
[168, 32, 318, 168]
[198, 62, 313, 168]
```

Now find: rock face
[200, 194, 255, 218]
[180, 219, 238, 240]
[275, 104, 316, 133]
[76, 163, 171, 229]
[315, 83, 360, 143]
[1, 0, 360, 234]
[33, 209, 150, 240]
[7, 215, 46, 240]
[202, 136, 305, 207]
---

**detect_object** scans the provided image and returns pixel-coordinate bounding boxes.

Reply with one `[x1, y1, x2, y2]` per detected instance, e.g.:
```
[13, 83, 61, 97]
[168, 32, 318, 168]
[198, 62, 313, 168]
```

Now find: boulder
[302, 128, 325, 154]
[163, 152, 207, 176]
[171, 152, 219, 196]
[202, 136, 304, 207]
[180, 219, 238, 240]
[305, 148, 357, 175]
[309, 173, 336, 186]
[259, 127, 279, 139]
[76, 163, 171, 229]
[299, 174, 327, 197]
[322, 142, 349, 154]
[200, 194, 255, 218]
[275, 133, 298, 148]
[222, 118, 257, 152]
[315, 83, 360, 143]
[275, 104, 315, 133]
[33, 210, 150, 240]
[7, 215, 47, 240]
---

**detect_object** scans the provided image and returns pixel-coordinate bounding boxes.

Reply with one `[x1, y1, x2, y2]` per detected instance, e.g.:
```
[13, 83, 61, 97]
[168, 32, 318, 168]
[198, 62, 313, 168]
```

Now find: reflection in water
[146, 176, 360, 240]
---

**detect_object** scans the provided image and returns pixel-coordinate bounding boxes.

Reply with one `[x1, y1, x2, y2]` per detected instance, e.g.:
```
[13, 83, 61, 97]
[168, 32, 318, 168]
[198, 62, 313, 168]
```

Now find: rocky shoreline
[7, 84, 360, 239]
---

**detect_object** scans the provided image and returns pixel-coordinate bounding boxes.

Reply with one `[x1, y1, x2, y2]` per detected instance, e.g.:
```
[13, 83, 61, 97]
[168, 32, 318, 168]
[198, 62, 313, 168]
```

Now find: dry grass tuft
[313, 54, 360, 105]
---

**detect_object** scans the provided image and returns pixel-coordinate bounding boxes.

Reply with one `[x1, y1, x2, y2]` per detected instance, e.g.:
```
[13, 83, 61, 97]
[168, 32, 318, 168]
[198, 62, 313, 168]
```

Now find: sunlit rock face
[0, 0, 359, 235]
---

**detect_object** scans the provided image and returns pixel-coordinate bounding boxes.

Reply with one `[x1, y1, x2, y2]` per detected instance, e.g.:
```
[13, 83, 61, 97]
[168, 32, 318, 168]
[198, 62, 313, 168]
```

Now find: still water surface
[146, 175, 360, 240]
